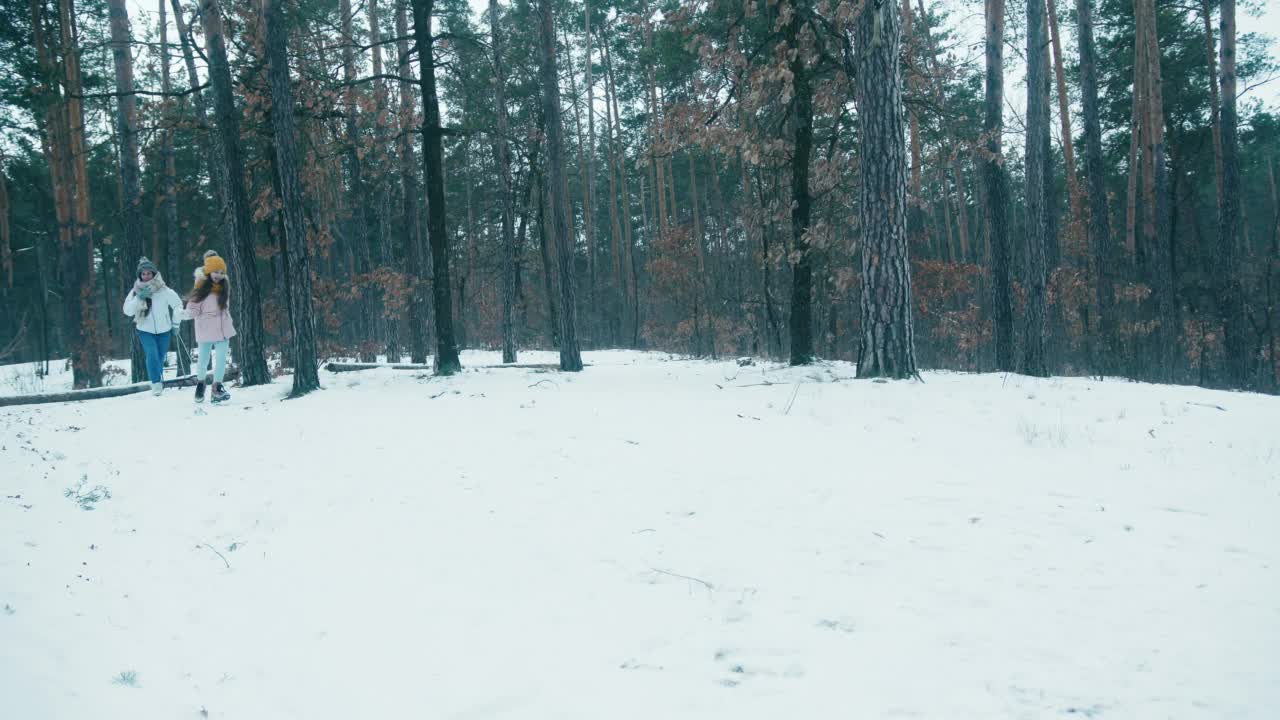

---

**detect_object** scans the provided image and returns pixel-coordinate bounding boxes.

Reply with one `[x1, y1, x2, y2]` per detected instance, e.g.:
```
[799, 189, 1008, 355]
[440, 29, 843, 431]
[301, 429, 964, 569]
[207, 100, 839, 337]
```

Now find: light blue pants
[196, 340, 229, 384]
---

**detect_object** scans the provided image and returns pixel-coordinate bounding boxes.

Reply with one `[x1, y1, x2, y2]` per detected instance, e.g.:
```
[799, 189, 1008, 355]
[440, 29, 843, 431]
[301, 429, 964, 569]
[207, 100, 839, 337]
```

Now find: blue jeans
[136, 330, 171, 384]
[196, 340, 229, 384]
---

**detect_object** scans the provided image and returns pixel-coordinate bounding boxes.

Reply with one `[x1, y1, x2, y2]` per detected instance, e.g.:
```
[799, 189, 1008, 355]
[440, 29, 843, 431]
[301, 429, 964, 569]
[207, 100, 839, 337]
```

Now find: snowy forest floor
[2, 350, 1278, 719]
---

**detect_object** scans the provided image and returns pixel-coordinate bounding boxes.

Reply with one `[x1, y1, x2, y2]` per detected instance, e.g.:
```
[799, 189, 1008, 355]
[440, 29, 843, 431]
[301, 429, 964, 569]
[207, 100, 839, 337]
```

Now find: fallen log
[326, 362, 433, 372]
[0, 367, 241, 408]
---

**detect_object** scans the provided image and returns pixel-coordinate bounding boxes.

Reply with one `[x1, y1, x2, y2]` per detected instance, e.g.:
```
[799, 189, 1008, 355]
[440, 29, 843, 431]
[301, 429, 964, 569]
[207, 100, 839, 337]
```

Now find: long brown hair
[187, 275, 230, 310]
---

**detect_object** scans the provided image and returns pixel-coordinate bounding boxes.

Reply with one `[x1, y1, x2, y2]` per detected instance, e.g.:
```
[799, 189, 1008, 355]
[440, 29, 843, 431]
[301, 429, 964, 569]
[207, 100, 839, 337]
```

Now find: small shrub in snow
[1017, 418, 1069, 448]
[65, 476, 112, 511]
[112, 671, 139, 687]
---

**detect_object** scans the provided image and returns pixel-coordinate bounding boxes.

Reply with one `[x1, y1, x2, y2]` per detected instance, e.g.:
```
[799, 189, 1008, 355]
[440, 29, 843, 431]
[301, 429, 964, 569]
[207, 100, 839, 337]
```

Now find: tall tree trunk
[535, 164, 561, 348]
[1046, 0, 1083, 231]
[784, 1, 814, 366]
[1137, 0, 1176, 381]
[855, 0, 917, 379]
[1076, 0, 1116, 374]
[984, 0, 1014, 371]
[369, 0, 398, 361]
[341, 0, 375, 360]
[562, 22, 597, 341]
[411, 0, 462, 374]
[1219, 0, 1247, 387]
[537, 0, 584, 371]
[158, 0, 188, 374]
[262, 0, 319, 395]
[396, 0, 429, 364]
[106, 0, 149, 382]
[490, 0, 517, 363]
[902, 0, 927, 255]
[1023, 0, 1051, 377]
[200, 0, 270, 386]
[33, 0, 100, 387]
[601, 27, 637, 345]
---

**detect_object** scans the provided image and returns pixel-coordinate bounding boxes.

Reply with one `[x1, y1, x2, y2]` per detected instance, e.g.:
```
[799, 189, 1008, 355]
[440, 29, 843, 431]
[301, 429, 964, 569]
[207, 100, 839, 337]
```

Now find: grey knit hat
[136, 256, 159, 278]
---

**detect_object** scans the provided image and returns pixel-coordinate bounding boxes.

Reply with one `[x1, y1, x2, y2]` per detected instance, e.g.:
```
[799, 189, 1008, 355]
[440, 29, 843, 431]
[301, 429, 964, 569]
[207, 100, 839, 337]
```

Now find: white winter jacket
[123, 286, 185, 335]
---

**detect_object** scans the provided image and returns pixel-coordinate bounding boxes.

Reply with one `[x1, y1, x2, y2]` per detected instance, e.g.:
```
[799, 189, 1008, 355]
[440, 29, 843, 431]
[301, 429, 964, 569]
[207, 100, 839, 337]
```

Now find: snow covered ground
[2, 350, 1278, 719]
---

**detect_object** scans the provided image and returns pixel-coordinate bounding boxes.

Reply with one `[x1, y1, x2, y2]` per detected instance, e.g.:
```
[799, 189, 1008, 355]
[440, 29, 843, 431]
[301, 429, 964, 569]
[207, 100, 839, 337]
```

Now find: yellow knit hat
[203, 251, 228, 276]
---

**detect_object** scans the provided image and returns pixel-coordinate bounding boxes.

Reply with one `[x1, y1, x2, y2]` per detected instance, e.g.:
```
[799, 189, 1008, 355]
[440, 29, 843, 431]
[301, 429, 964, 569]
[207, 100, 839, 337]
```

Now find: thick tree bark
[855, 0, 917, 379]
[262, 0, 319, 396]
[410, 0, 462, 374]
[984, 0, 1014, 371]
[106, 0, 149, 383]
[199, 0, 270, 386]
[396, 0, 429, 364]
[784, 1, 814, 366]
[1076, 0, 1116, 375]
[537, 0, 583, 371]
[60, 0, 100, 387]
[1023, 0, 1051, 377]
[1219, 0, 1247, 387]
[489, 0, 518, 363]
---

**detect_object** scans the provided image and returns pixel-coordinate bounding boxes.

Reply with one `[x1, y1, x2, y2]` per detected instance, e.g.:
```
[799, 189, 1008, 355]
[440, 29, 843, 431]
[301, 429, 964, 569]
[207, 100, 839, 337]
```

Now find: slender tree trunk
[1201, 0, 1225, 205]
[601, 28, 637, 345]
[262, 0, 319, 395]
[1219, 0, 1247, 387]
[199, 0, 270, 385]
[855, 0, 917, 379]
[902, 0, 927, 255]
[562, 23, 597, 342]
[411, 0, 462, 374]
[106, 0, 149, 382]
[490, 0, 517, 363]
[1046, 0, 1083, 230]
[537, 0, 583, 370]
[368, 0, 398, 361]
[158, 0, 189, 375]
[1076, 0, 1116, 375]
[1023, 0, 1051, 376]
[984, 0, 1014, 371]
[171, 0, 224, 215]
[916, 0, 970, 260]
[536, 165, 561, 347]
[396, 0, 429, 364]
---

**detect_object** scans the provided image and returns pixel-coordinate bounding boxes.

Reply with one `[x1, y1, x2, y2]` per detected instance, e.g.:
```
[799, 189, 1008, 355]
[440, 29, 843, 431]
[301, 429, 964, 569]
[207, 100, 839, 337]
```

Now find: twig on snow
[783, 382, 801, 415]
[200, 543, 230, 569]
[650, 567, 715, 593]
[1186, 401, 1227, 412]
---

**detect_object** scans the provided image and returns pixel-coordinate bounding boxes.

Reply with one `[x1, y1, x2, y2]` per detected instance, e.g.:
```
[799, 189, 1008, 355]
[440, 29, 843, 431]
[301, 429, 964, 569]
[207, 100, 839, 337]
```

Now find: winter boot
[211, 383, 231, 404]
[151, 382, 163, 396]
[194, 381, 206, 403]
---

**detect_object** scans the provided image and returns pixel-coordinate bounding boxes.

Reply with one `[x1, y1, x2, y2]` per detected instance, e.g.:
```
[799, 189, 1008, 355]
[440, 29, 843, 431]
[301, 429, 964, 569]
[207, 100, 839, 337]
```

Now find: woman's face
[211, 271, 226, 282]
[139, 270, 155, 282]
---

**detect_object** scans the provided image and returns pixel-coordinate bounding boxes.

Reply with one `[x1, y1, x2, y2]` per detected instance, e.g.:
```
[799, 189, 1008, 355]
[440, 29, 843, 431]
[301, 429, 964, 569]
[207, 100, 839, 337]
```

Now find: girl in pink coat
[185, 250, 237, 403]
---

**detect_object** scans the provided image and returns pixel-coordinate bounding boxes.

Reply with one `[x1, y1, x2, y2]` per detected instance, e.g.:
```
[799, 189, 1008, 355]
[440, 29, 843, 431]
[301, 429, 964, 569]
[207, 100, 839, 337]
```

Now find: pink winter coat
[185, 293, 237, 344]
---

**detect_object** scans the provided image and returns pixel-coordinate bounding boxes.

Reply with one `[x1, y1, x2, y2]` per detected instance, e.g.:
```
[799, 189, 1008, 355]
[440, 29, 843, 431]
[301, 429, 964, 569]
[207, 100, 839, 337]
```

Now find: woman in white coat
[122, 257, 185, 395]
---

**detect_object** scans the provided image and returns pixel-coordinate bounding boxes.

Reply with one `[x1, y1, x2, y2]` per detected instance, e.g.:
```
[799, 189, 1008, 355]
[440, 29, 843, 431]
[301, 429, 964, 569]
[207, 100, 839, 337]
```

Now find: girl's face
[140, 270, 155, 282]
[211, 271, 226, 282]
